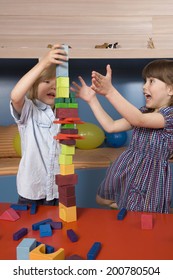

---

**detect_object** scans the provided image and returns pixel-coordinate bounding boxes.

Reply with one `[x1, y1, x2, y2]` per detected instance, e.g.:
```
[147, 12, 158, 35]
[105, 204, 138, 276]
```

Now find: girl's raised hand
[70, 76, 96, 103]
[91, 64, 114, 96]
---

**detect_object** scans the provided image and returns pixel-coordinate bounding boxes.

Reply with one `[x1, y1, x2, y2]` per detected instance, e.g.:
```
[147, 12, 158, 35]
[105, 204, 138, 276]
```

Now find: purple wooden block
[13, 228, 28, 240]
[49, 221, 63, 230]
[66, 254, 83, 260]
[67, 229, 78, 242]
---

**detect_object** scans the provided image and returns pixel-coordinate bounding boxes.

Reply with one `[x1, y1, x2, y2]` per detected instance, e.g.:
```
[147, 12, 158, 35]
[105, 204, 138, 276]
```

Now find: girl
[71, 60, 173, 213]
[10, 43, 68, 205]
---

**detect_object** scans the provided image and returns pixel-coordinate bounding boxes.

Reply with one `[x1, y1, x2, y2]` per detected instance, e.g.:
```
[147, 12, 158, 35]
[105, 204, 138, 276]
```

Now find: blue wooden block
[36, 241, 54, 253]
[87, 242, 101, 260]
[13, 227, 28, 240]
[10, 204, 28, 211]
[117, 208, 127, 220]
[32, 219, 52, 230]
[30, 203, 37, 215]
[67, 229, 78, 242]
[17, 238, 36, 260]
[39, 224, 52, 237]
[56, 45, 69, 77]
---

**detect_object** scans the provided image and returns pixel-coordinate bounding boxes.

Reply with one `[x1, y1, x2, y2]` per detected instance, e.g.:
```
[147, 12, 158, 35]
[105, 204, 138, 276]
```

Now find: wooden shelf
[0, 47, 173, 59]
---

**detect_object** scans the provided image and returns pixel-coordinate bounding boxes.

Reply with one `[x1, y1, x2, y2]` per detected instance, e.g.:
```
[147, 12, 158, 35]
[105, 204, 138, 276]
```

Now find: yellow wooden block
[59, 203, 77, 222]
[60, 144, 75, 155]
[60, 164, 74, 175]
[29, 244, 65, 260]
[59, 154, 73, 165]
[56, 77, 69, 88]
[56, 87, 69, 98]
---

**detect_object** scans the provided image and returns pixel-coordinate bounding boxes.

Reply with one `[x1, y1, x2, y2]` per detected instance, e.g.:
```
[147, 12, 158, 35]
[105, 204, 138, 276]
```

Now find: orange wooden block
[60, 164, 74, 175]
[54, 118, 84, 124]
[59, 203, 77, 222]
[29, 244, 65, 260]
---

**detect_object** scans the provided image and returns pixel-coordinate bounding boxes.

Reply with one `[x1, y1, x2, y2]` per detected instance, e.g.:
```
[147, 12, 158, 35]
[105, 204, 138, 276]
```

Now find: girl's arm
[11, 44, 68, 114]
[91, 64, 165, 129]
[70, 76, 132, 133]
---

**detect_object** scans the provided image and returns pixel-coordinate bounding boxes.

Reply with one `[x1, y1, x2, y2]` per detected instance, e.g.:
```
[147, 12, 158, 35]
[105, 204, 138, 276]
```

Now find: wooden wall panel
[0, 0, 173, 57]
[1, 0, 173, 16]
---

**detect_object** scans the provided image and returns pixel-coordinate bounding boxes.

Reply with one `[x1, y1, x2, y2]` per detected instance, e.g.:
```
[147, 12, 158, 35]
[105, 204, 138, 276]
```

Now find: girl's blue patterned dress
[97, 106, 173, 213]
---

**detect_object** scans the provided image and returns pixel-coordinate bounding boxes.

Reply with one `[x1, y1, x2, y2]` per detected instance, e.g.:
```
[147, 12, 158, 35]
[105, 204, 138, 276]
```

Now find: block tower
[54, 45, 83, 222]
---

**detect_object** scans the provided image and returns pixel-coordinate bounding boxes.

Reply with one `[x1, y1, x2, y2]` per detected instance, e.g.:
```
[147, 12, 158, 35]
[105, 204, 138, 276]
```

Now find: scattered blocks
[30, 203, 37, 215]
[67, 229, 78, 242]
[32, 218, 52, 230]
[87, 242, 102, 260]
[66, 254, 83, 260]
[29, 244, 65, 260]
[10, 204, 28, 211]
[117, 208, 127, 220]
[17, 238, 36, 260]
[36, 241, 54, 254]
[13, 227, 28, 240]
[0, 208, 20, 221]
[39, 224, 52, 237]
[49, 221, 63, 230]
[141, 214, 153, 229]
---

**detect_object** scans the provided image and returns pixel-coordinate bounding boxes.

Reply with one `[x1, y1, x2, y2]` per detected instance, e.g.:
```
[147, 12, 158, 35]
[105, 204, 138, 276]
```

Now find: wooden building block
[141, 214, 153, 229]
[55, 108, 78, 118]
[56, 87, 69, 98]
[56, 77, 69, 88]
[60, 164, 74, 175]
[0, 208, 20, 221]
[59, 154, 73, 165]
[55, 174, 78, 186]
[60, 144, 75, 155]
[17, 238, 36, 260]
[29, 244, 65, 260]
[59, 203, 77, 222]
[59, 194, 76, 207]
[58, 185, 75, 197]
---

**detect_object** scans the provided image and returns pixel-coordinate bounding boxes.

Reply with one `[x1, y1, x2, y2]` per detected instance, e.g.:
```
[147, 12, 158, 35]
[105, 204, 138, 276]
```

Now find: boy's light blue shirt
[10, 97, 61, 201]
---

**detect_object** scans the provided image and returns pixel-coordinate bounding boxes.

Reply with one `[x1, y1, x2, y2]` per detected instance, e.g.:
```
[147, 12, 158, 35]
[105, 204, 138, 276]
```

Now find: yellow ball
[76, 122, 105, 150]
[13, 132, 21, 157]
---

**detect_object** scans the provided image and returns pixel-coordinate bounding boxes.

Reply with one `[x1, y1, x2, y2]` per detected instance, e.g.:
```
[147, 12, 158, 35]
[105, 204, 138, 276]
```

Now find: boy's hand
[91, 64, 114, 96]
[70, 76, 96, 103]
[40, 44, 68, 67]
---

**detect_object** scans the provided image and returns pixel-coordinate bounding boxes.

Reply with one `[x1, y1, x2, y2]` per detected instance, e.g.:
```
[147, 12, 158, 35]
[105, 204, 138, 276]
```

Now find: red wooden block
[59, 194, 76, 207]
[55, 108, 78, 118]
[60, 128, 78, 134]
[0, 208, 20, 221]
[58, 185, 75, 197]
[54, 117, 84, 124]
[56, 174, 78, 186]
[141, 214, 153, 229]
[59, 139, 76, 145]
[54, 133, 84, 140]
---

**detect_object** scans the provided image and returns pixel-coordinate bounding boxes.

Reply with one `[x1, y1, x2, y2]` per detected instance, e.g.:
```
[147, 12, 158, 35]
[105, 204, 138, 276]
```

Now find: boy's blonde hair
[142, 59, 173, 106]
[28, 64, 56, 100]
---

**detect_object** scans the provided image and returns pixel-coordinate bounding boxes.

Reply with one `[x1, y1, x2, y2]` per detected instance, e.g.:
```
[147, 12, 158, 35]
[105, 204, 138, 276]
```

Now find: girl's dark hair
[142, 59, 173, 107]
[142, 59, 173, 85]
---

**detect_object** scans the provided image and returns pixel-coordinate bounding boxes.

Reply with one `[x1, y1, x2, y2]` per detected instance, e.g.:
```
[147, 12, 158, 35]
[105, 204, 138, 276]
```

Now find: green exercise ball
[76, 122, 105, 150]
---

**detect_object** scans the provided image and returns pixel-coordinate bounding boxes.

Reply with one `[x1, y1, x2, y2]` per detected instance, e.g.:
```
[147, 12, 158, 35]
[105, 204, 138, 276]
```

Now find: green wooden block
[55, 103, 68, 108]
[62, 124, 75, 129]
[67, 103, 78, 108]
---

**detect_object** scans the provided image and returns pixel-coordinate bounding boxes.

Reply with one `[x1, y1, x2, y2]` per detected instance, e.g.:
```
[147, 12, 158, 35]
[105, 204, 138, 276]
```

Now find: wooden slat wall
[0, 0, 173, 51]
